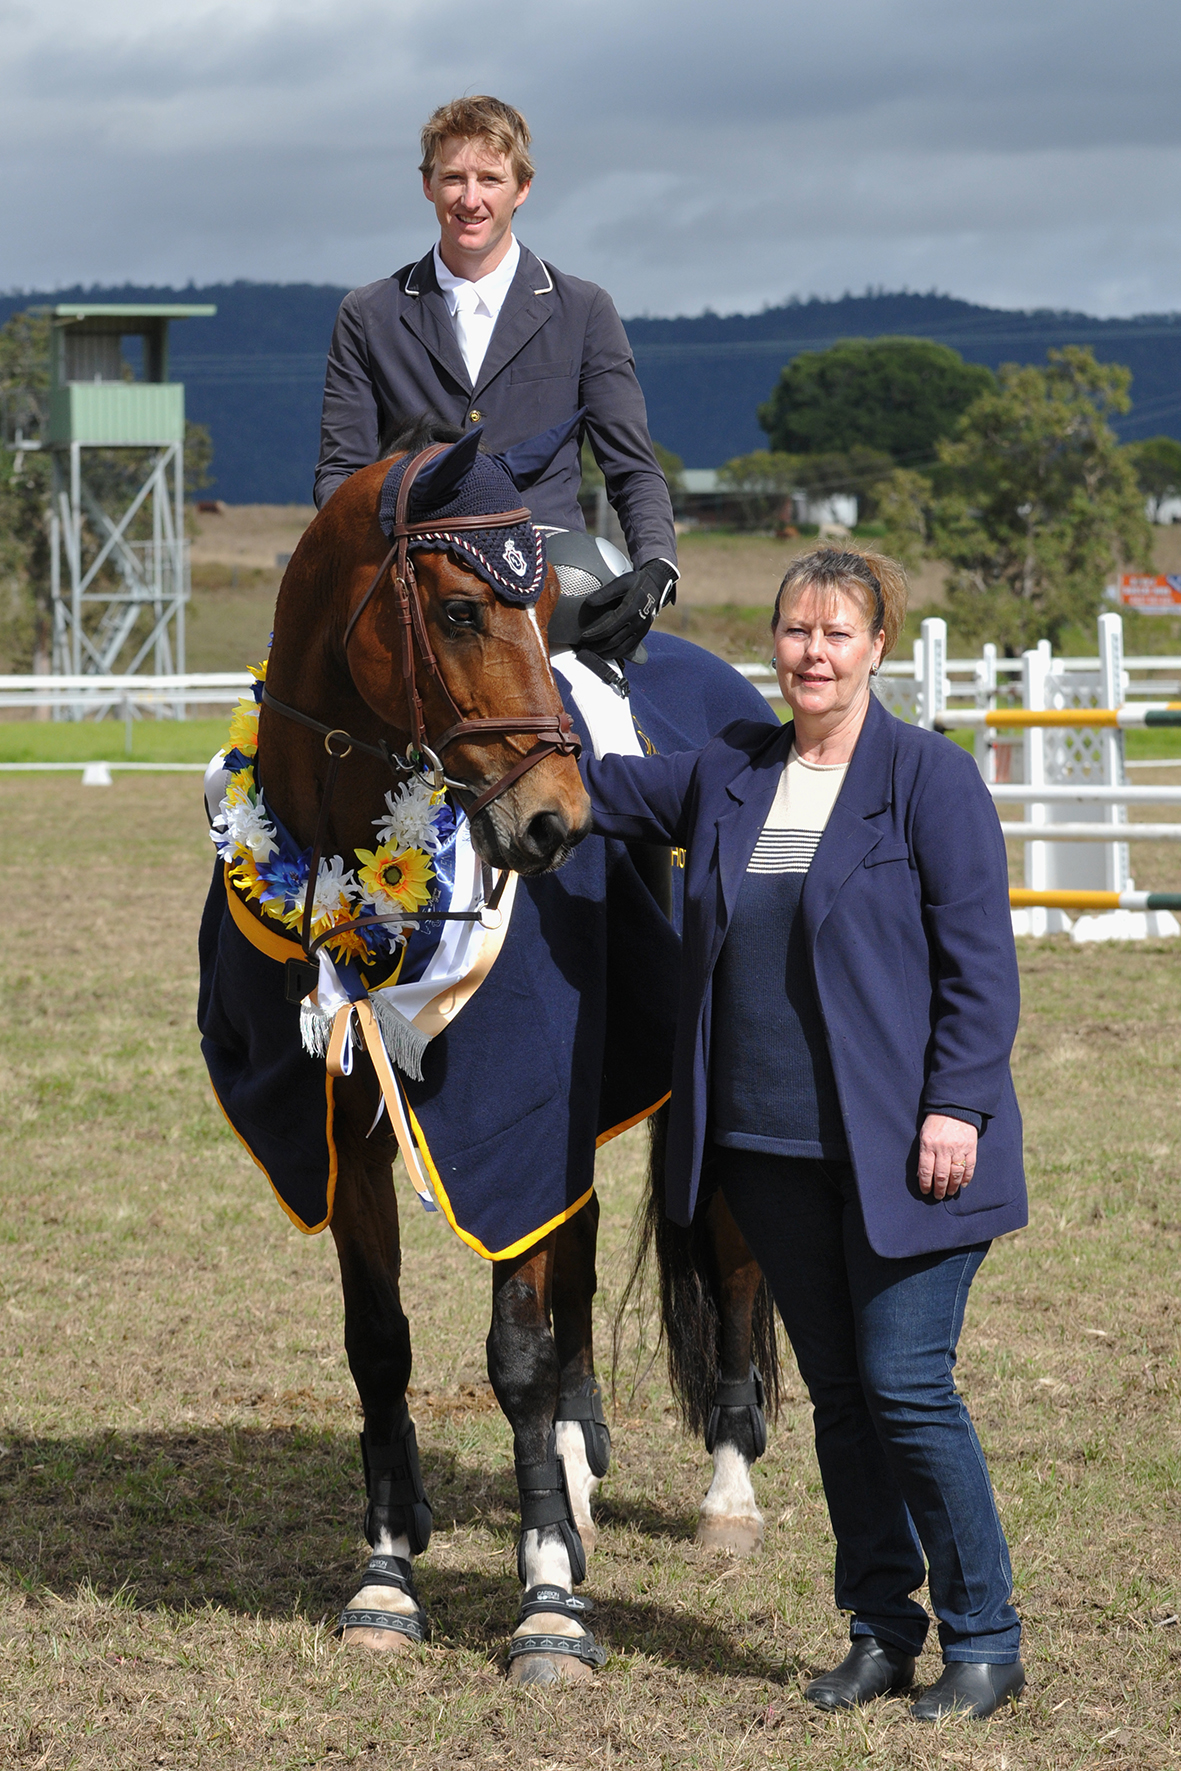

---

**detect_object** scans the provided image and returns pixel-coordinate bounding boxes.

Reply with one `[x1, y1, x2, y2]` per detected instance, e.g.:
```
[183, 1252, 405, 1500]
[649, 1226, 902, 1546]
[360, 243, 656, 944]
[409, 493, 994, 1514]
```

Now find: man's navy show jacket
[315, 243, 676, 568]
[583, 692, 1028, 1259]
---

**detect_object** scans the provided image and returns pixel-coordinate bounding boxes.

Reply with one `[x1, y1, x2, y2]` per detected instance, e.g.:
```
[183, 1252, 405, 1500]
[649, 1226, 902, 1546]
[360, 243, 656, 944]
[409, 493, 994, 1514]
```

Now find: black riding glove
[547, 558, 679, 661]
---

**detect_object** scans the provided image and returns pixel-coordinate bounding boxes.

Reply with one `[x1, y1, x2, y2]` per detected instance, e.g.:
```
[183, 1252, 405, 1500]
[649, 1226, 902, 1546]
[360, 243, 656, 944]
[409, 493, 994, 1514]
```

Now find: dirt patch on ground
[189, 504, 316, 571]
[674, 531, 948, 609]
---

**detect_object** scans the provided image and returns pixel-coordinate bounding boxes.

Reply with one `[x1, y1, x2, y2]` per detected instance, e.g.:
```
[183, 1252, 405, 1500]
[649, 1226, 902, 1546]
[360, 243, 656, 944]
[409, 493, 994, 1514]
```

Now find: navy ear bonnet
[378, 411, 585, 607]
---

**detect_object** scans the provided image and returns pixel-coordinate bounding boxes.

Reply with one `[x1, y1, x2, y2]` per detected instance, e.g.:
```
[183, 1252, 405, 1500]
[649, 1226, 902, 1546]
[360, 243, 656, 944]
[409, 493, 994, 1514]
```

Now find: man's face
[424, 136, 530, 272]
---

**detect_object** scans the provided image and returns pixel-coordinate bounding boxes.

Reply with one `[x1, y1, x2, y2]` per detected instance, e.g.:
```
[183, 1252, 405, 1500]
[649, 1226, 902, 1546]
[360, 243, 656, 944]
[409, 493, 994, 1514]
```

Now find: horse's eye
[443, 600, 481, 631]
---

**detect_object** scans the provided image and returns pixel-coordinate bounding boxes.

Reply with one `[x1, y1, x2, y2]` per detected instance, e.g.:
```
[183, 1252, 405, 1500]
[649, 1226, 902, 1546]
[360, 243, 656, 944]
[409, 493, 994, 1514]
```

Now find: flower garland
[211, 660, 451, 966]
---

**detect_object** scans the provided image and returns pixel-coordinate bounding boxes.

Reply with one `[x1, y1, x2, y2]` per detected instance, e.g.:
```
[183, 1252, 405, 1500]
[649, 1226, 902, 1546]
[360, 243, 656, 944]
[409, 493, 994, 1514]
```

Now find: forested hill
[3, 280, 1180, 503]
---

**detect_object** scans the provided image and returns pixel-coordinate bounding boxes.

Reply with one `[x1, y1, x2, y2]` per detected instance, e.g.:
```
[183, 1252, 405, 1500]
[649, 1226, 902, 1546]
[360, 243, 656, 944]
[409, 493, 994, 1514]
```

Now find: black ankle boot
[805, 1636, 916, 1710]
[911, 1659, 1025, 1720]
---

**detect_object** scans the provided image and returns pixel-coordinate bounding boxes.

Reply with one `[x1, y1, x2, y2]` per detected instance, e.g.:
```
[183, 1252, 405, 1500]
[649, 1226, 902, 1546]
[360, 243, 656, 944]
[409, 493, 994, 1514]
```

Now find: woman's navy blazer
[584, 692, 1027, 1259]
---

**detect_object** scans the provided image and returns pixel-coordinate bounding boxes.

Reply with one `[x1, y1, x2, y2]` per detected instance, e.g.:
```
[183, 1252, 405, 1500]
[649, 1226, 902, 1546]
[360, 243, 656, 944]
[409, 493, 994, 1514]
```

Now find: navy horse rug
[197, 633, 772, 1257]
[197, 423, 774, 1258]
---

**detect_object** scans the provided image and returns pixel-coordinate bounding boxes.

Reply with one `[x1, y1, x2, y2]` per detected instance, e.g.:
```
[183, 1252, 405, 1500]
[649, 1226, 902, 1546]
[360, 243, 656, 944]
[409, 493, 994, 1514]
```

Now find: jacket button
[469, 409, 481, 422]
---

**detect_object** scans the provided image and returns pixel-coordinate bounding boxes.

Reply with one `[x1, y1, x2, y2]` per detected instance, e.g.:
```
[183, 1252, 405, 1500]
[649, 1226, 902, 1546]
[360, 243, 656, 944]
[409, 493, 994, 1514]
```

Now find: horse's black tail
[614, 1102, 781, 1438]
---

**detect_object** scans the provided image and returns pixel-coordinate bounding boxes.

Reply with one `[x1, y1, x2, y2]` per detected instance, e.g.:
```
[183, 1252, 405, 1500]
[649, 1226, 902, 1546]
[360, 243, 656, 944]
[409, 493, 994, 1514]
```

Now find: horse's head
[336, 423, 592, 875]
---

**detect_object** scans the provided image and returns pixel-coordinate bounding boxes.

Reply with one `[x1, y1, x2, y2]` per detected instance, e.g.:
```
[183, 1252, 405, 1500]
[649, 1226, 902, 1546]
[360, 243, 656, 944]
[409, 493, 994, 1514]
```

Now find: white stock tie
[452, 282, 490, 389]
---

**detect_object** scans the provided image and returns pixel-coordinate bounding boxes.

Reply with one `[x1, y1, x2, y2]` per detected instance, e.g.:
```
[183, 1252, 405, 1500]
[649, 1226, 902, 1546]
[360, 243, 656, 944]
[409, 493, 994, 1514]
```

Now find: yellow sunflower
[229, 853, 266, 901]
[228, 697, 260, 754]
[354, 842, 435, 912]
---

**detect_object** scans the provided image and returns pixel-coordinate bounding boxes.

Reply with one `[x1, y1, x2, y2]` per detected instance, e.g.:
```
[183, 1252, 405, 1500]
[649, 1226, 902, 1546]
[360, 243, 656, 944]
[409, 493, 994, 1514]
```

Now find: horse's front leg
[487, 1229, 607, 1685]
[696, 1190, 769, 1557]
[330, 1082, 431, 1653]
[551, 1193, 611, 1555]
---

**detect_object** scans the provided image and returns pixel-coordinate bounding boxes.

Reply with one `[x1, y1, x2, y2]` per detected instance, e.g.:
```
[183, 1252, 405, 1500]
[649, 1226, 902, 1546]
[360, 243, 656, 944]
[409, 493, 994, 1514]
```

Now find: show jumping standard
[197, 421, 779, 1682]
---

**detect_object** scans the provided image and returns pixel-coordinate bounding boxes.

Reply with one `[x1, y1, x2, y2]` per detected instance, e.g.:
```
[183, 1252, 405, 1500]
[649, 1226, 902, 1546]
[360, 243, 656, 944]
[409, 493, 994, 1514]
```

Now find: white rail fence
[3, 613, 1180, 940]
[0, 672, 247, 719]
[741, 611, 1181, 941]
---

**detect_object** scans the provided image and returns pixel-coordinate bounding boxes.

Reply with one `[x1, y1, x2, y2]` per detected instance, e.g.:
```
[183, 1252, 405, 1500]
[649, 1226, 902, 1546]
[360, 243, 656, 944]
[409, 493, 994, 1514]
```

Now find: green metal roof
[48, 304, 216, 319]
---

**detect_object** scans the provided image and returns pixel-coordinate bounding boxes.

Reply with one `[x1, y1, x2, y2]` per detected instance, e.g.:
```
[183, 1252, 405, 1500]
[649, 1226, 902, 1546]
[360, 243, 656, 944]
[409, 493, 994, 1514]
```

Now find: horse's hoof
[696, 1513, 764, 1557]
[508, 1651, 596, 1685]
[338, 1624, 416, 1653]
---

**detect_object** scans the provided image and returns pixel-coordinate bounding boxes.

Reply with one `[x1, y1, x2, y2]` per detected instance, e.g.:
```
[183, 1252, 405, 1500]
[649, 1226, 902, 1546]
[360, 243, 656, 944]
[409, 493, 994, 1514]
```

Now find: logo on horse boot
[502, 537, 528, 577]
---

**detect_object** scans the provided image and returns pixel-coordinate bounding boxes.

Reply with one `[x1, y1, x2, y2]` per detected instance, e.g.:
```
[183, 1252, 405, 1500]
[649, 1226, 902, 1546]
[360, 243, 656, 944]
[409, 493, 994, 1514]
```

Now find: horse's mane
[383, 412, 466, 458]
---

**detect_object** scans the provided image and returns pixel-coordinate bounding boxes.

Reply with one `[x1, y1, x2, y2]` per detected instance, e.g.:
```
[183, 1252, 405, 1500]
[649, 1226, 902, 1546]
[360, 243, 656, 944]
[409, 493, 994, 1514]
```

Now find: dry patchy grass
[0, 776, 1178, 1769]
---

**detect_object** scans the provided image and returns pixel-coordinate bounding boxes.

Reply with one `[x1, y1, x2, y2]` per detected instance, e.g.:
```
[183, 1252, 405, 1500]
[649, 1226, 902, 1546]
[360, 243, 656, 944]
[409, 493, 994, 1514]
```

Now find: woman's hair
[419, 96, 535, 186]
[771, 547, 908, 659]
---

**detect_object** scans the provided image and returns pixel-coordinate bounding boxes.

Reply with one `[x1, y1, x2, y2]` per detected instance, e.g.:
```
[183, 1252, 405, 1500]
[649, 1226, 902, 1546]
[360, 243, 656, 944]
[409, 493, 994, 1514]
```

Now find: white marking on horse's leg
[514, 1528, 584, 1644]
[700, 1442, 760, 1520]
[696, 1443, 765, 1556]
[519, 1527, 575, 1593]
[374, 1529, 411, 1557]
[554, 1420, 600, 1549]
[340, 1528, 419, 1646]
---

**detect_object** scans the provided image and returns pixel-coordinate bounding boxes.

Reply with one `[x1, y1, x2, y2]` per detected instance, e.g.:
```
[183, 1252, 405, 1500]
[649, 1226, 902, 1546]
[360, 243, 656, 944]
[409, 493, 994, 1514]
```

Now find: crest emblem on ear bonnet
[378, 411, 587, 605]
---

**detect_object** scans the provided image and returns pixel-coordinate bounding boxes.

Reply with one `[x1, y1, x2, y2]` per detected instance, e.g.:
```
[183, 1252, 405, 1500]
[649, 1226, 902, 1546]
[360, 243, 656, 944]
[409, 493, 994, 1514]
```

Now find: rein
[260, 442, 580, 981]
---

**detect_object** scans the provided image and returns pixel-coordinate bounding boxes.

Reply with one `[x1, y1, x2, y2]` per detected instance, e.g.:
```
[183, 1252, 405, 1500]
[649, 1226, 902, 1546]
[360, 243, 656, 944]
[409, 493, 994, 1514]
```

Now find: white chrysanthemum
[210, 815, 234, 861]
[288, 854, 358, 925]
[373, 778, 443, 854]
[220, 793, 280, 861]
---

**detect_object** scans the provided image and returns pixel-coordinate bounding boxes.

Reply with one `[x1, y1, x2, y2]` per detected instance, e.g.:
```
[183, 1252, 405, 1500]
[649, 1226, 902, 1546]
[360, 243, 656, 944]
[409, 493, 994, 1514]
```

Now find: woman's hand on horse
[917, 1115, 978, 1200]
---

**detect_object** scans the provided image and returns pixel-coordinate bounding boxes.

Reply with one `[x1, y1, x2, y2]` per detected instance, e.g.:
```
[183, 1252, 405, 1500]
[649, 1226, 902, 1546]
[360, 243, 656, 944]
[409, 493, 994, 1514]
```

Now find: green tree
[0, 311, 52, 670]
[931, 347, 1152, 652]
[1125, 434, 1181, 521]
[867, 467, 932, 574]
[792, 447, 893, 512]
[758, 336, 995, 467]
[185, 421, 215, 495]
[717, 449, 802, 526]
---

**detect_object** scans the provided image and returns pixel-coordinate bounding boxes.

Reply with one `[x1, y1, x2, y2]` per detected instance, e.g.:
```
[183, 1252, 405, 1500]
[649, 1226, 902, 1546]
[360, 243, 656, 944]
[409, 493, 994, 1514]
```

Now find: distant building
[674, 470, 857, 532]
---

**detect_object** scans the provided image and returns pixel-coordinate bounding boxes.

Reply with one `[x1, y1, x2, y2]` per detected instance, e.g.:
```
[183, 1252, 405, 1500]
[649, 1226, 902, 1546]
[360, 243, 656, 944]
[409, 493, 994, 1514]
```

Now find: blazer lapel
[472, 247, 555, 398]
[400, 253, 472, 394]
[800, 692, 898, 944]
[712, 724, 793, 932]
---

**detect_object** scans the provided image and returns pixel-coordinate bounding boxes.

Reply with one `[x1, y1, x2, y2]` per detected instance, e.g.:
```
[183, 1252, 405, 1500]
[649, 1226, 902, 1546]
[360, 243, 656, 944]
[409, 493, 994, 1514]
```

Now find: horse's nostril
[524, 809, 570, 859]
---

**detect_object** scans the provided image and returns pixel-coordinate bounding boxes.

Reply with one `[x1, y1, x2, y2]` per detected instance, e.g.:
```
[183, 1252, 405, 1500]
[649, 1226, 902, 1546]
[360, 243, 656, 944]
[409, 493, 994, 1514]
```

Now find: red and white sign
[1118, 573, 1181, 613]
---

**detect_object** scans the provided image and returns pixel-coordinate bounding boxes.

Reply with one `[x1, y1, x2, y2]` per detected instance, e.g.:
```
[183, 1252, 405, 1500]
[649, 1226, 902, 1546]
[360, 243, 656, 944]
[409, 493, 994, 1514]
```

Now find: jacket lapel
[712, 724, 793, 929]
[399, 253, 472, 394]
[472, 246, 555, 398]
[800, 692, 898, 945]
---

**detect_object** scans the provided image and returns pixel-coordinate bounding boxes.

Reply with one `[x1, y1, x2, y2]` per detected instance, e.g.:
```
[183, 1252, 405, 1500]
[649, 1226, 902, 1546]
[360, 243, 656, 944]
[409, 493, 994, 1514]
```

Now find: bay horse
[198, 420, 779, 1683]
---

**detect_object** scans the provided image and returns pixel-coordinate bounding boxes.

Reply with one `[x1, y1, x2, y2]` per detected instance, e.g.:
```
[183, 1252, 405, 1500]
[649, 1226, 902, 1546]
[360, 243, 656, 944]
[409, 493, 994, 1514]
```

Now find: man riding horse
[199, 95, 777, 1683]
[316, 94, 680, 667]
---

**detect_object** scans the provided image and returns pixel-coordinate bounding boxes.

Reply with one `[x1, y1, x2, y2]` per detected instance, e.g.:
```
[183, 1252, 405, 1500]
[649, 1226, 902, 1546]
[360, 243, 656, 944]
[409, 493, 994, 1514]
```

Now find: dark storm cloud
[1, 0, 1178, 316]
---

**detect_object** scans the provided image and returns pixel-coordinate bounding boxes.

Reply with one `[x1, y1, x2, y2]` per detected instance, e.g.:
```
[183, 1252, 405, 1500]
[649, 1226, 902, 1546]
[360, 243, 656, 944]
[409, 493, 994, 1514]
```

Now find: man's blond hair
[419, 96, 535, 186]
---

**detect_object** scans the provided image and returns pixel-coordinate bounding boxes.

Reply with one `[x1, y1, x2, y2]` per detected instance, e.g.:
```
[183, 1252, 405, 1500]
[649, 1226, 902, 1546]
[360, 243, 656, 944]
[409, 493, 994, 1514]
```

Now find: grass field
[1, 775, 1179, 1771]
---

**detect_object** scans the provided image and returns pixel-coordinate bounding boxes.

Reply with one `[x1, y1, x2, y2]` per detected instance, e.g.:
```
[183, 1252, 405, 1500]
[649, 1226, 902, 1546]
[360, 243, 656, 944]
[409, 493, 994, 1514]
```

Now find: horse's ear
[409, 426, 485, 506]
[492, 408, 587, 491]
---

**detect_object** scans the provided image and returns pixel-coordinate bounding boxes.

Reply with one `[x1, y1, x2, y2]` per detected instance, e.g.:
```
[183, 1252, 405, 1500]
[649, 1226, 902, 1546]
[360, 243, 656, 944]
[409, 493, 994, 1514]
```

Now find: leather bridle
[264, 442, 580, 823]
[258, 443, 582, 981]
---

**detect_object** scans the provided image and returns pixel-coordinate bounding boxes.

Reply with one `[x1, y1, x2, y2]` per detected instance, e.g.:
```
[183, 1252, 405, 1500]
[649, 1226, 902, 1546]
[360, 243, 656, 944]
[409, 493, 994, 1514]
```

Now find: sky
[1, 0, 1178, 320]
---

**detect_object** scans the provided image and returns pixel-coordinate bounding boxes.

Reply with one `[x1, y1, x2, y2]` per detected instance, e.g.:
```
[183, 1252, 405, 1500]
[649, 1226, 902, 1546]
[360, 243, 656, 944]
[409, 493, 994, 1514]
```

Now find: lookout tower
[46, 302, 215, 681]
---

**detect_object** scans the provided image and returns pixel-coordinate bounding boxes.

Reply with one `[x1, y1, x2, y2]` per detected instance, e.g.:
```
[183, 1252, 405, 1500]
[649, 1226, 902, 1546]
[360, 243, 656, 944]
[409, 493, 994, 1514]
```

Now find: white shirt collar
[432, 237, 521, 319]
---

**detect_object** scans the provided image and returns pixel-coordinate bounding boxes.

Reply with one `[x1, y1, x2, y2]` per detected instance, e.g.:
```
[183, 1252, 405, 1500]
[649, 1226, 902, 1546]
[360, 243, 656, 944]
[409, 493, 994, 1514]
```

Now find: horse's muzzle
[471, 801, 592, 876]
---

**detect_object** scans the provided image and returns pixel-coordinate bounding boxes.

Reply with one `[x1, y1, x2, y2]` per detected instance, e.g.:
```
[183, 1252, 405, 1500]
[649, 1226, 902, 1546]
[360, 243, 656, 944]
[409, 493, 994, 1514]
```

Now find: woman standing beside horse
[579, 548, 1028, 1722]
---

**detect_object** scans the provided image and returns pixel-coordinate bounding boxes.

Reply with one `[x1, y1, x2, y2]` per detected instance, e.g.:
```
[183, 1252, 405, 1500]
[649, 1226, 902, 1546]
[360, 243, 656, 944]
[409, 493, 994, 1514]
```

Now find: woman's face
[773, 584, 885, 725]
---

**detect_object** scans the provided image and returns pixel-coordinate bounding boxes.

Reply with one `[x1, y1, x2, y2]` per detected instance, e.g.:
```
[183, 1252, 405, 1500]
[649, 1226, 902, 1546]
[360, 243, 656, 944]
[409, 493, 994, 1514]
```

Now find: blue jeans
[718, 1148, 1021, 1663]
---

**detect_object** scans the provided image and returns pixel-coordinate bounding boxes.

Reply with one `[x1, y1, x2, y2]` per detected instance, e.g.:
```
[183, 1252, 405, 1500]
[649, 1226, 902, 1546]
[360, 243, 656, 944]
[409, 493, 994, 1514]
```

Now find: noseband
[263, 442, 581, 824]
